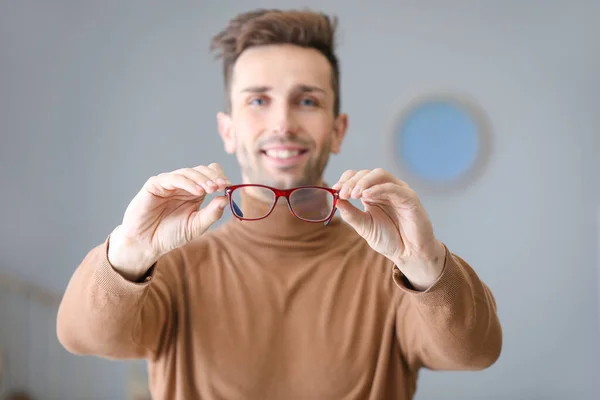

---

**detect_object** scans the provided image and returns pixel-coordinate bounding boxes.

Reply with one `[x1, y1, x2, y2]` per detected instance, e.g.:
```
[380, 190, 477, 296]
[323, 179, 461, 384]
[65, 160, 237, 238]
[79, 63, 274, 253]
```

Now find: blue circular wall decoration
[390, 95, 491, 192]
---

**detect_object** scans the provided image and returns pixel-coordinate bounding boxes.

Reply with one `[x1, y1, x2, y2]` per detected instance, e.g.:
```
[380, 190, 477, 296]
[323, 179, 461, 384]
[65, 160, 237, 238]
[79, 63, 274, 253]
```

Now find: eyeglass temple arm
[324, 208, 337, 225]
[231, 200, 243, 217]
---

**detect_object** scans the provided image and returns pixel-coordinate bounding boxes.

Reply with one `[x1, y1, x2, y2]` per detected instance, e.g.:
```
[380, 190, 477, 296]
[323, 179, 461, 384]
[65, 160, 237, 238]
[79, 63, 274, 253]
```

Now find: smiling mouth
[260, 149, 309, 159]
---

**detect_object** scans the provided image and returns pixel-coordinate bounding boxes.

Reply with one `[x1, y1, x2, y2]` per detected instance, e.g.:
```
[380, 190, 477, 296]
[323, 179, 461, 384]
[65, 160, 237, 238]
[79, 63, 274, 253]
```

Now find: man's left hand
[332, 168, 446, 291]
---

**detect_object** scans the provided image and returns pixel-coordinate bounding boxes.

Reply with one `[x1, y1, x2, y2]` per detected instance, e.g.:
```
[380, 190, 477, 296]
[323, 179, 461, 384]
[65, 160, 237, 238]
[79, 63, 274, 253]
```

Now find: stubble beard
[239, 143, 331, 190]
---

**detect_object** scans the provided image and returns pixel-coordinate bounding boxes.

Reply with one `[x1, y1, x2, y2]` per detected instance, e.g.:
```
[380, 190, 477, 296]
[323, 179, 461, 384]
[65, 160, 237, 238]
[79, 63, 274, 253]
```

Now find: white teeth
[265, 149, 302, 159]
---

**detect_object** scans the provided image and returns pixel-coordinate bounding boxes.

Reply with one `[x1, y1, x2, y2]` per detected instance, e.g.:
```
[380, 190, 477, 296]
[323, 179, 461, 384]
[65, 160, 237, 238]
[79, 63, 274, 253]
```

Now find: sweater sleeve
[394, 243, 502, 372]
[56, 233, 180, 361]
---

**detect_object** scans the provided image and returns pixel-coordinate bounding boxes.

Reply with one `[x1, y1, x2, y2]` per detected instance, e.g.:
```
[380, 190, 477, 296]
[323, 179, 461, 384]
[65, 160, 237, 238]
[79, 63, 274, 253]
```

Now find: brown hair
[210, 9, 341, 115]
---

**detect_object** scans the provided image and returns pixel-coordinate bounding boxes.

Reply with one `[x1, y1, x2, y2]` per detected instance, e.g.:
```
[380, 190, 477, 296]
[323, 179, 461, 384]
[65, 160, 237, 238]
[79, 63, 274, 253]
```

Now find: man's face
[217, 44, 348, 190]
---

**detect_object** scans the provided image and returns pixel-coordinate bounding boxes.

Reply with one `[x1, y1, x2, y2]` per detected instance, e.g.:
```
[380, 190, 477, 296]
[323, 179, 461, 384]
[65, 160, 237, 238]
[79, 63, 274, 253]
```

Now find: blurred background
[1, 1, 599, 399]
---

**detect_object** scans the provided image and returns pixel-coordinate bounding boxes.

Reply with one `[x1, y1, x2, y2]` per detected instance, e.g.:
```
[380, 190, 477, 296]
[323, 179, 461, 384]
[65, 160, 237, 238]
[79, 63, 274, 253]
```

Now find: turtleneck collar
[221, 185, 345, 249]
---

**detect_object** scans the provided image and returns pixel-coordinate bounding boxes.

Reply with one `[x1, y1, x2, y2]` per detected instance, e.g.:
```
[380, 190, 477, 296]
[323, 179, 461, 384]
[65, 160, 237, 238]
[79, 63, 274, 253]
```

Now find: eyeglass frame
[224, 184, 340, 225]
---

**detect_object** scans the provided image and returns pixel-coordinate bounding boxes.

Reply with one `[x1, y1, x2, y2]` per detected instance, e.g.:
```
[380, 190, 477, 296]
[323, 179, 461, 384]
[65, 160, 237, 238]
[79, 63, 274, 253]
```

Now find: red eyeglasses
[224, 184, 339, 225]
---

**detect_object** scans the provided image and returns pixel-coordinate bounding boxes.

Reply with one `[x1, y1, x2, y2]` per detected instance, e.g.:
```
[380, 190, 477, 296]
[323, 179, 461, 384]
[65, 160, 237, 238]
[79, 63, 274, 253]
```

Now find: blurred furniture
[0, 273, 150, 399]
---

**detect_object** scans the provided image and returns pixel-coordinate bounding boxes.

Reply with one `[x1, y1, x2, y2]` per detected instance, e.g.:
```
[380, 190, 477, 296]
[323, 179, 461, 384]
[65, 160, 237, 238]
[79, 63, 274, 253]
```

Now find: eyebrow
[240, 86, 270, 94]
[239, 84, 326, 94]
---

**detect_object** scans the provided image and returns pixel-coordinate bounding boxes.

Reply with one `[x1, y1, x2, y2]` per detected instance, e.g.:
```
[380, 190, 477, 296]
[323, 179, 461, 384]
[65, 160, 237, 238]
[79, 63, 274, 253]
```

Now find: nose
[269, 102, 298, 136]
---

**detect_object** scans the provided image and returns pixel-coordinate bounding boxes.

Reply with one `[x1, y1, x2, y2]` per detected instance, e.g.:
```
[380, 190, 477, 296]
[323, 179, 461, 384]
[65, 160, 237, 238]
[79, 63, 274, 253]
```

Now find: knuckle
[176, 166, 195, 175]
[342, 169, 356, 178]
[144, 175, 160, 190]
[372, 168, 389, 179]
[197, 164, 221, 178]
[406, 188, 418, 200]
[357, 169, 370, 178]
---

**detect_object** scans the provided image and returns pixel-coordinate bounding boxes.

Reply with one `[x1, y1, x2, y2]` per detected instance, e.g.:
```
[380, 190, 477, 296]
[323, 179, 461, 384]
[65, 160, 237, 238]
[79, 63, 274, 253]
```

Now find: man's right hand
[107, 163, 231, 281]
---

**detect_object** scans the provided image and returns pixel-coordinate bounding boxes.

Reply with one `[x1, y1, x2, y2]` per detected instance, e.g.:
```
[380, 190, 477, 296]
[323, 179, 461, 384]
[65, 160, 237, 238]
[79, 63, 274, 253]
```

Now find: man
[57, 8, 502, 399]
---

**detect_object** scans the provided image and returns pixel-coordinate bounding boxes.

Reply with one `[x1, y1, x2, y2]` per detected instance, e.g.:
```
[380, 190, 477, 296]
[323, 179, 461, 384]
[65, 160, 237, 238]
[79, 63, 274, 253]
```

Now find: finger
[335, 199, 372, 233]
[351, 168, 395, 197]
[175, 169, 220, 194]
[196, 163, 232, 189]
[362, 183, 420, 208]
[145, 174, 204, 197]
[331, 169, 358, 191]
[190, 166, 226, 191]
[206, 163, 230, 183]
[188, 195, 229, 238]
[339, 169, 370, 200]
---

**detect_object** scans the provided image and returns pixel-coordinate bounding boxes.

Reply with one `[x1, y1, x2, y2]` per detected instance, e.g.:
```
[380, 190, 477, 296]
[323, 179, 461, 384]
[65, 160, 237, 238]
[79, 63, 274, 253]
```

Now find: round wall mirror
[389, 94, 492, 193]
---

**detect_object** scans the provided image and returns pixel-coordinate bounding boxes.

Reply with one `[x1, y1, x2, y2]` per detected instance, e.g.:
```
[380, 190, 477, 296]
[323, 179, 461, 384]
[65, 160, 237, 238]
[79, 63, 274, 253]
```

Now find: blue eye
[299, 98, 317, 107]
[250, 98, 265, 106]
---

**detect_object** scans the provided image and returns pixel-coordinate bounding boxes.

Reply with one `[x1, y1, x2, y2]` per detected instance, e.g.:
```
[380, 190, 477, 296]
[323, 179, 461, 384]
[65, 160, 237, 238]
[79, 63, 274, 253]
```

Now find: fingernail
[207, 180, 217, 187]
[351, 186, 361, 198]
[216, 178, 225, 185]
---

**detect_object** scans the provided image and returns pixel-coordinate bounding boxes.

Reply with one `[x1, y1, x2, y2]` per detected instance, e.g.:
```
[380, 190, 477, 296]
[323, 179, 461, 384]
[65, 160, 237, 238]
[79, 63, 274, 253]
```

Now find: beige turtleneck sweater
[56, 192, 502, 399]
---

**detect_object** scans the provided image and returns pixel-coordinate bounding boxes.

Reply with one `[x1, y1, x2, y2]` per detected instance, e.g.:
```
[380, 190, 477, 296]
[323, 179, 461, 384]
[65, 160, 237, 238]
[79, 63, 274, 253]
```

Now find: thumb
[189, 195, 229, 238]
[336, 199, 372, 237]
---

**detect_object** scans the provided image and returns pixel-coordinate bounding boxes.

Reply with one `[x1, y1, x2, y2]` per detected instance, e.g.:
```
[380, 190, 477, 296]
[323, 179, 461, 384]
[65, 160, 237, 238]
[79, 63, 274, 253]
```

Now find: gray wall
[1, 0, 599, 399]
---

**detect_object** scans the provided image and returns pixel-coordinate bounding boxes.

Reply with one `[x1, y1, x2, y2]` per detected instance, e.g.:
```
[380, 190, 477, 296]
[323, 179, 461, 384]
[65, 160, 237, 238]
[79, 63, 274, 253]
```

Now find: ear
[217, 112, 236, 154]
[330, 113, 348, 154]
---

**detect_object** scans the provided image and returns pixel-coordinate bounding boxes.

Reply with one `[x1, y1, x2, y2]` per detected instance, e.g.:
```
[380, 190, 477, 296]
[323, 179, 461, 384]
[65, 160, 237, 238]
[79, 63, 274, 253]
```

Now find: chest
[184, 253, 400, 397]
